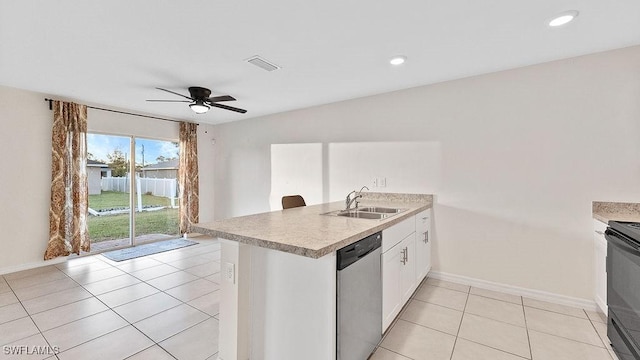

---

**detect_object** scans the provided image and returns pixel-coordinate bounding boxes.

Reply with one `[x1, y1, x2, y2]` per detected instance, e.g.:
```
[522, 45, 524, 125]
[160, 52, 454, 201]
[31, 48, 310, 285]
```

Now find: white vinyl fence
[101, 176, 178, 209]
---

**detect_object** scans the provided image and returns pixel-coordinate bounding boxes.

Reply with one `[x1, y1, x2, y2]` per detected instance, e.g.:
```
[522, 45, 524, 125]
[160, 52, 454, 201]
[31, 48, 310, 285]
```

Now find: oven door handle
[606, 229, 640, 255]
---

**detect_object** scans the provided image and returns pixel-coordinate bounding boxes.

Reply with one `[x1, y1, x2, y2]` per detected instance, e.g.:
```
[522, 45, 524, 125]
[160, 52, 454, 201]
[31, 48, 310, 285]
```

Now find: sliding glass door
[133, 137, 180, 245]
[86, 133, 179, 252]
[87, 134, 134, 252]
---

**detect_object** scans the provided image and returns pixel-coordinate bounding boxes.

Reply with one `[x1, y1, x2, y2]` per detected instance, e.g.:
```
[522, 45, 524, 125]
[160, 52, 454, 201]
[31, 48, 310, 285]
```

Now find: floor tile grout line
[144, 273, 216, 293]
[127, 263, 184, 279]
[462, 309, 529, 329]
[456, 338, 532, 360]
[585, 308, 612, 350]
[448, 283, 470, 360]
[69, 269, 133, 286]
[376, 345, 415, 359]
[153, 314, 217, 346]
[7, 294, 62, 357]
[124, 344, 178, 360]
[410, 296, 466, 312]
[526, 327, 611, 349]
[5, 271, 70, 291]
[19, 288, 97, 317]
[424, 279, 471, 294]
[523, 303, 590, 320]
[393, 317, 459, 339]
[118, 299, 185, 325]
[3, 266, 68, 283]
[521, 294, 533, 359]
[128, 310, 211, 345]
[44, 313, 130, 356]
[467, 292, 524, 306]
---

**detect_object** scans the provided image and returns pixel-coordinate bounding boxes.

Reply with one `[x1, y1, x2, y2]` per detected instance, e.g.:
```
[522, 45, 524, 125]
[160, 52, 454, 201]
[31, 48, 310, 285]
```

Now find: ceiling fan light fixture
[189, 100, 210, 114]
[548, 10, 579, 27]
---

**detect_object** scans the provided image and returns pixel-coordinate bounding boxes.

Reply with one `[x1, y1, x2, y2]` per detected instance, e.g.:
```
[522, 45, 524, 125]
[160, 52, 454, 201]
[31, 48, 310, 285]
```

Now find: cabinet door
[415, 210, 432, 282]
[400, 233, 416, 303]
[382, 242, 403, 332]
[415, 225, 431, 282]
[593, 220, 607, 314]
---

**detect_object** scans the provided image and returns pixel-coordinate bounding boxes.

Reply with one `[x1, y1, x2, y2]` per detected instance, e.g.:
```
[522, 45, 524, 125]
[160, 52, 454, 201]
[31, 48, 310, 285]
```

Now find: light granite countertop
[593, 201, 640, 224]
[192, 193, 433, 258]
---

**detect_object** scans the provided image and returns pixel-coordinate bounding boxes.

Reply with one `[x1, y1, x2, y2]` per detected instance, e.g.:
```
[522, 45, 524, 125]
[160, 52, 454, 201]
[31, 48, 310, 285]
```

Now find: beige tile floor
[0, 237, 622, 360]
[0, 235, 220, 360]
[373, 277, 620, 360]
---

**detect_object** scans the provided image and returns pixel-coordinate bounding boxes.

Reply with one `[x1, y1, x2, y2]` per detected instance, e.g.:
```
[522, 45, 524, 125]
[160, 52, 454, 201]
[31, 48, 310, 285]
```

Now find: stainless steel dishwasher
[337, 232, 382, 360]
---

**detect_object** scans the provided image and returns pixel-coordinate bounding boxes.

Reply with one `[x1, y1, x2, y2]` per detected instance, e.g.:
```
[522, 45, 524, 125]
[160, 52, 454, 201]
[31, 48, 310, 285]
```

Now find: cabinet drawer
[416, 209, 430, 234]
[382, 216, 416, 253]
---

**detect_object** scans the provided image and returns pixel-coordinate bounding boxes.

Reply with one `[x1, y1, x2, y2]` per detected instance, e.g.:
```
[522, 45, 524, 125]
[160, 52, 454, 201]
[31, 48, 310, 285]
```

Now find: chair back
[282, 195, 306, 209]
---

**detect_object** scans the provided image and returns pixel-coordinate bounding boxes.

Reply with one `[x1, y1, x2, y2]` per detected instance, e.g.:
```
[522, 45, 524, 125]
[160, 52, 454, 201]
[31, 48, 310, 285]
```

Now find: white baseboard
[0, 257, 67, 276]
[429, 271, 598, 312]
[595, 295, 607, 315]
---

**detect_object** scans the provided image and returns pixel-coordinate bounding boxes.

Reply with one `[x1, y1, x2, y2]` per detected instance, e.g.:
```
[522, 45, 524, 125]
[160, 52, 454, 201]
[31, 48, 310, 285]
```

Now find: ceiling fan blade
[146, 99, 191, 103]
[207, 95, 236, 102]
[155, 87, 194, 101]
[209, 102, 247, 114]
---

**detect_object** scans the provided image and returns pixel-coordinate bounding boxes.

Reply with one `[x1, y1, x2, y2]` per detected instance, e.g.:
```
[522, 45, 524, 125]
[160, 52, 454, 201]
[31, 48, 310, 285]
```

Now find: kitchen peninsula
[192, 192, 433, 360]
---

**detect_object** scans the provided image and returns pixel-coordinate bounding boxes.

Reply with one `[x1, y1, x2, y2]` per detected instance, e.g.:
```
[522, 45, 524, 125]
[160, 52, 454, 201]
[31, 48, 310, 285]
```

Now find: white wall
[0, 85, 216, 273]
[0, 86, 56, 272]
[211, 45, 640, 300]
[198, 124, 216, 223]
[267, 141, 441, 211]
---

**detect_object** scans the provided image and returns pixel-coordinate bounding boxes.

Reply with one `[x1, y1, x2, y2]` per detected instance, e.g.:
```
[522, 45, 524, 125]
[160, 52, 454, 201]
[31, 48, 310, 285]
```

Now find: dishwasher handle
[337, 232, 382, 270]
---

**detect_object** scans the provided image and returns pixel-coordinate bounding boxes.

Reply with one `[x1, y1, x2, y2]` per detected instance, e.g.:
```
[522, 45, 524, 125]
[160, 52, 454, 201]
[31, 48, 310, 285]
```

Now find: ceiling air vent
[246, 56, 280, 72]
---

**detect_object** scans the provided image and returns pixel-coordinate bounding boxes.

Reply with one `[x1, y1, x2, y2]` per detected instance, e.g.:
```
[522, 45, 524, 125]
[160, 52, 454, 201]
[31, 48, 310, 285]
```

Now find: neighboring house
[87, 160, 111, 195]
[140, 159, 179, 179]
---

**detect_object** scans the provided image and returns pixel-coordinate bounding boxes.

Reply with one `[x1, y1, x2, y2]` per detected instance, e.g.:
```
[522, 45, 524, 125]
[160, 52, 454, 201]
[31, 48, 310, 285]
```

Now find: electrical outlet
[224, 262, 235, 284]
[372, 177, 378, 187]
[379, 177, 387, 187]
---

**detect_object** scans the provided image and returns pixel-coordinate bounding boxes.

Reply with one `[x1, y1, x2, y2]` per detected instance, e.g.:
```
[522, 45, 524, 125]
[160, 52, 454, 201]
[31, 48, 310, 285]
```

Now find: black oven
[606, 221, 640, 360]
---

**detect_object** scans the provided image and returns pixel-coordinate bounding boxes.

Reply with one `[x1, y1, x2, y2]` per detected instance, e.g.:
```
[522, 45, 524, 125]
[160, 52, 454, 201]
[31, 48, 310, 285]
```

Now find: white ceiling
[1, 1, 639, 125]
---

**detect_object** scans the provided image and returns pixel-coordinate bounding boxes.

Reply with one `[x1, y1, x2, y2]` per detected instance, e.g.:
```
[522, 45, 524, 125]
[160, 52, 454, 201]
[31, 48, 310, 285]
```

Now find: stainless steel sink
[323, 206, 407, 220]
[335, 211, 388, 219]
[357, 206, 405, 214]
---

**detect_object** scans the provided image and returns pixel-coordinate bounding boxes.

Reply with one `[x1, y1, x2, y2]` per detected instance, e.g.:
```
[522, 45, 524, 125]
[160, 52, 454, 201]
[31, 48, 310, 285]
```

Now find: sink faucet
[345, 186, 370, 210]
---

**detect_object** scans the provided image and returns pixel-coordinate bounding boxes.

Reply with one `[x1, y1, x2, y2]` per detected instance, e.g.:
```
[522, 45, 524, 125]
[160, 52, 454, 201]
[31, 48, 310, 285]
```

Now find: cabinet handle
[422, 217, 428, 220]
[400, 248, 407, 265]
[404, 247, 408, 263]
[595, 230, 605, 235]
[423, 231, 429, 243]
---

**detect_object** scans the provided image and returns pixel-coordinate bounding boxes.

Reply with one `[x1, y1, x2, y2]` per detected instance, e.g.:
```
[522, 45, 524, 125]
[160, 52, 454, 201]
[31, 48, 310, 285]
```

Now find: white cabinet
[382, 216, 416, 331]
[415, 209, 432, 282]
[400, 233, 417, 303]
[594, 219, 607, 315]
[382, 232, 415, 331]
[382, 240, 404, 330]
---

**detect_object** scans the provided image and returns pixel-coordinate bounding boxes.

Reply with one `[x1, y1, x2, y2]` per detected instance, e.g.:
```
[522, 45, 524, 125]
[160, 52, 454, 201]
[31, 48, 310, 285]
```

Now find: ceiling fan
[147, 87, 247, 114]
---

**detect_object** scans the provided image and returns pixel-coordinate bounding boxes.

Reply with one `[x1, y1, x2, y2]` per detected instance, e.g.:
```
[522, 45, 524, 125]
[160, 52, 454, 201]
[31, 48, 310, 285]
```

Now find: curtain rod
[44, 98, 198, 125]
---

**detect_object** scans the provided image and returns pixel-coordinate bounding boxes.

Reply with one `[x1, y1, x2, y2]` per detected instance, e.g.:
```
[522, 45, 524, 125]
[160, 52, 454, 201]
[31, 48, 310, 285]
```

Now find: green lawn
[88, 191, 179, 242]
[89, 191, 172, 210]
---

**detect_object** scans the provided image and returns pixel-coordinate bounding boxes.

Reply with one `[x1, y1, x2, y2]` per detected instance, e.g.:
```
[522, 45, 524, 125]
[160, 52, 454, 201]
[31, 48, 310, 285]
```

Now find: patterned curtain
[178, 122, 199, 234]
[44, 101, 89, 259]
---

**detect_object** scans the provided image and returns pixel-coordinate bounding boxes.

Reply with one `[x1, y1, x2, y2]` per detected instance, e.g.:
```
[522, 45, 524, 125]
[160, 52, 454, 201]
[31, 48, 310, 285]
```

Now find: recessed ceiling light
[548, 10, 579, 27]
[390, 56, 407, 66]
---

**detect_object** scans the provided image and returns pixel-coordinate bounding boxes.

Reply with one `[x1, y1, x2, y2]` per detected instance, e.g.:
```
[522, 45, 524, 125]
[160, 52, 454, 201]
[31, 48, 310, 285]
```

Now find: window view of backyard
[87, 134, 180, 252]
